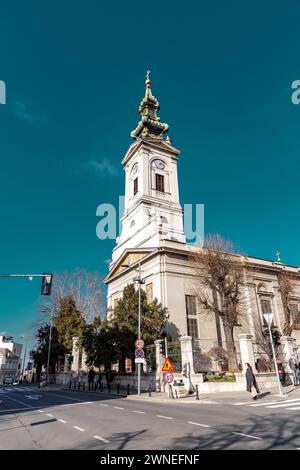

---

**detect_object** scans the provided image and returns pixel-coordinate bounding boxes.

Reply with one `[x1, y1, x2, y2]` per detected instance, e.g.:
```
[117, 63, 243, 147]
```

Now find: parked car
[2, 376, 14, 386]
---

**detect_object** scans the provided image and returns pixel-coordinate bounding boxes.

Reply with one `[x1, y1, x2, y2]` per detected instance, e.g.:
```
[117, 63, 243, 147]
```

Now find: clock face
[153, 159, 165, 170]
[132, 163, 138, 175]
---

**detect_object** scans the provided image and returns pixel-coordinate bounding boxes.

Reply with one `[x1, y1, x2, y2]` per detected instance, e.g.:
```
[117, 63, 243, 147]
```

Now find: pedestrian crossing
[0, 386, 32, 393]
[232, 397, 300, 412]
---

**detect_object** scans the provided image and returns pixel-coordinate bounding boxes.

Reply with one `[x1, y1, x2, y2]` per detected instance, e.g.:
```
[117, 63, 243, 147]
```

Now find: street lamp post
[263, 313, 283, 396]
[46, 313, 53, 387]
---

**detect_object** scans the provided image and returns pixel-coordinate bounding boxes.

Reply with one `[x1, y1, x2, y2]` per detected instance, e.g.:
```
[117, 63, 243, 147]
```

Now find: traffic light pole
[46, 314, 53, 387]
[267, 323, 283, 396]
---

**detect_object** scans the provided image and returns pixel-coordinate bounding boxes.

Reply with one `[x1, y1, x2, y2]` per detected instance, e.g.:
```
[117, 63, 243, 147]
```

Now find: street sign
[164, 372, 174, 384]
[135, 338, 145, 349]
[162, 357, 175, 372]
[135, 348, 144, 359]
[135, 358, 144, 364]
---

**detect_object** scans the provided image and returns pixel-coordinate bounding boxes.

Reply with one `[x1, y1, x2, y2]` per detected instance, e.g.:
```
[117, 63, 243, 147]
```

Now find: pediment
[105, 248, 153, 282]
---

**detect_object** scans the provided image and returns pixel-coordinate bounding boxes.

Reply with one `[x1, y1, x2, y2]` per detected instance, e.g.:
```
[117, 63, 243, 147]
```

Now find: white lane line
[93, 435, 110, 443]
[99, 403, 109, 407]
[61, 401, 92, 407]
[38, 410, 44, 413]
[249, 398, 300, 407]
[1, 394, 34, 408]
[232, 402, 249, 406]
[156, 415, 174, 420]
[113, 406, 124, 410]
[232, 432, 262, 440]
[46, 413, 54, 417]
[132, 410, 145, 414]
[266, 401, 300, 409]
[188, 421, 211, 428]
[73, 426, 85, 432]
[58, 419, 67, 423]
[0, 407, 38, 413]
[285, 407, 300, 411]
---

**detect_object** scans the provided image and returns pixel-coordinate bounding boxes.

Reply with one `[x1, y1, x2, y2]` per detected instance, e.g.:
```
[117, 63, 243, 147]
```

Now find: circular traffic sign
[164, 372, 174, 384]
[135, 348, 144, 359]
[135, 338, 145, 349]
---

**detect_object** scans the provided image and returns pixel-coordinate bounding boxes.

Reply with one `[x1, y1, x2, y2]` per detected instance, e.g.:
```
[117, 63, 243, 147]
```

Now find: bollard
[108, 383, 111, 393]
[127, 383, 130, 395]
[175, 389, 178, 399]
[78, 381, 81, 390]
[74, 381, 76, 390]
[100, 381, 103, 392]
[117, 384, 120, 394]
[148, 385, 151, 397]
[196, 384, 199, 400]
[69, 380, 71, 389]
[83, 381, 85, 391]
[169, 385, 174, 399]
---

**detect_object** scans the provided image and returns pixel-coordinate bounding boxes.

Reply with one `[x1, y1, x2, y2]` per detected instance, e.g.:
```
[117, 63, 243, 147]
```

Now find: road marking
[73, 426, 85, 432]
[188, 421, 211, 428]
[113, 406, 124, 410]
[132, 410, 145, 414]
[61, 401, 92, 407]
[285, 406, 300, 410]
[232, 432, 262, 440]
[99, 403, 109, 407]
[93, 435, 110, 443]
[2, 394, 34, 408]
[232, 402, 249, 406]
[249, 398, 300, 407]
[156, 415, 173, 420]
[0, 407, 38, 413]
[58, 419, 67, 423]
[266, 401, 300, 409]
[46, 413, 54, 417]
[38, 410, 44, 413]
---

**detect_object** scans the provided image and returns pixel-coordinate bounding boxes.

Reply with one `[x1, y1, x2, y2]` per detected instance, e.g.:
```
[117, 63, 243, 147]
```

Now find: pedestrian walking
[278, 364, 286, 386]
[288, 355, 299, 386]
[245, 363, 260, 400]
[88, 367, 96, 391]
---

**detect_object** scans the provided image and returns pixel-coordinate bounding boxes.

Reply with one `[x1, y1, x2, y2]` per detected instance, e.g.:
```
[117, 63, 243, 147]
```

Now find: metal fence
[167, 341, 182, 371]
[192, 339, 242, 373]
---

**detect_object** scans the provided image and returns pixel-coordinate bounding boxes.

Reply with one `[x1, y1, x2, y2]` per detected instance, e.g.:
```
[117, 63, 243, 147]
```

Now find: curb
[62, 387, 127, 398]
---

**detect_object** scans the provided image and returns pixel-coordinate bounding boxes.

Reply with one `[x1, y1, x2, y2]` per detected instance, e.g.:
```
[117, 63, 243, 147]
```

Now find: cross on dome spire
[130, 72, 169, 140]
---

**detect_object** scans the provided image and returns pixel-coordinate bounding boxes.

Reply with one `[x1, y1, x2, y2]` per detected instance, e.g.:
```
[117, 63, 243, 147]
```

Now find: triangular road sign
[161, 357, 175, 372]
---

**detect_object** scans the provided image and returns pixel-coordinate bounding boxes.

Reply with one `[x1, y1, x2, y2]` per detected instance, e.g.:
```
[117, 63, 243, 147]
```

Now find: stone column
[81, 350, 89, 372]
[71, 337, 80, 373]
[238, 334, 256, 372]
[64, 354, 70, 373]
[179, 336, 195, 377]
[280, 336, 294, 371]
[155, 340, 164, 391]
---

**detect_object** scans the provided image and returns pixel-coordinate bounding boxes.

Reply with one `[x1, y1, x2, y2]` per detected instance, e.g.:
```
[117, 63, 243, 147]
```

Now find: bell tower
[111, 72, 186, 264]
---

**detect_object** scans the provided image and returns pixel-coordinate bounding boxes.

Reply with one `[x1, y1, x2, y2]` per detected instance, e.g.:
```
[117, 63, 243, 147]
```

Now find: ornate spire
[130, 71, 169, 140]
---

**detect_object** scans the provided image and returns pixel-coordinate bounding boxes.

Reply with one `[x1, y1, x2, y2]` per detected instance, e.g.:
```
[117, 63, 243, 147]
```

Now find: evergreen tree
[54, 296, 86, 350]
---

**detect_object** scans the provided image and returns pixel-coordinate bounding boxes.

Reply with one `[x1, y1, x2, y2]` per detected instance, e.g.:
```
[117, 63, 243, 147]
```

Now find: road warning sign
[161, 357, 175, 372]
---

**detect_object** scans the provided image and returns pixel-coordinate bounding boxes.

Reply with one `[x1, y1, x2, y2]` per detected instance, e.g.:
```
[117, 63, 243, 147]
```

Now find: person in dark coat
[88, 367, 96, 391]
[245, 363, 260, 400]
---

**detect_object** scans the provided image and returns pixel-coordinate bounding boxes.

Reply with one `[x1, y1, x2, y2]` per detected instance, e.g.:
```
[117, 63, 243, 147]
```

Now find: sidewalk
[44, 382, 300, 404]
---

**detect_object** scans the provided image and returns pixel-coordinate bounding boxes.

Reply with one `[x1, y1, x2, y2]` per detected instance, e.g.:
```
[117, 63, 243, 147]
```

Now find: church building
[104, 74, 300, 367]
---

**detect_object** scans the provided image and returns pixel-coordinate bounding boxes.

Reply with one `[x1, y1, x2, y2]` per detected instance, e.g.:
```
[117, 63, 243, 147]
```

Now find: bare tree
[278, 271, 298, 335]
[190, 234, 246, 370]
[40, 268, 105, 323]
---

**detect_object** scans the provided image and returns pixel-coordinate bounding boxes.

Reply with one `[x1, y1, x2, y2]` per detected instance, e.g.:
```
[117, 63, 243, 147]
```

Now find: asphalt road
[0, 384, 300, 450]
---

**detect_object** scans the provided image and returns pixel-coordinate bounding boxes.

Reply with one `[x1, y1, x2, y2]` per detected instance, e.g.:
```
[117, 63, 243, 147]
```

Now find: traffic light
[41, 273, 53, 296]
[159, 341, 166, 356]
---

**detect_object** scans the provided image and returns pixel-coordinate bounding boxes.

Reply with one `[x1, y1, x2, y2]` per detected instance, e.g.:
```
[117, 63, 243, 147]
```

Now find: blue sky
[0, 1, 300, 348]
